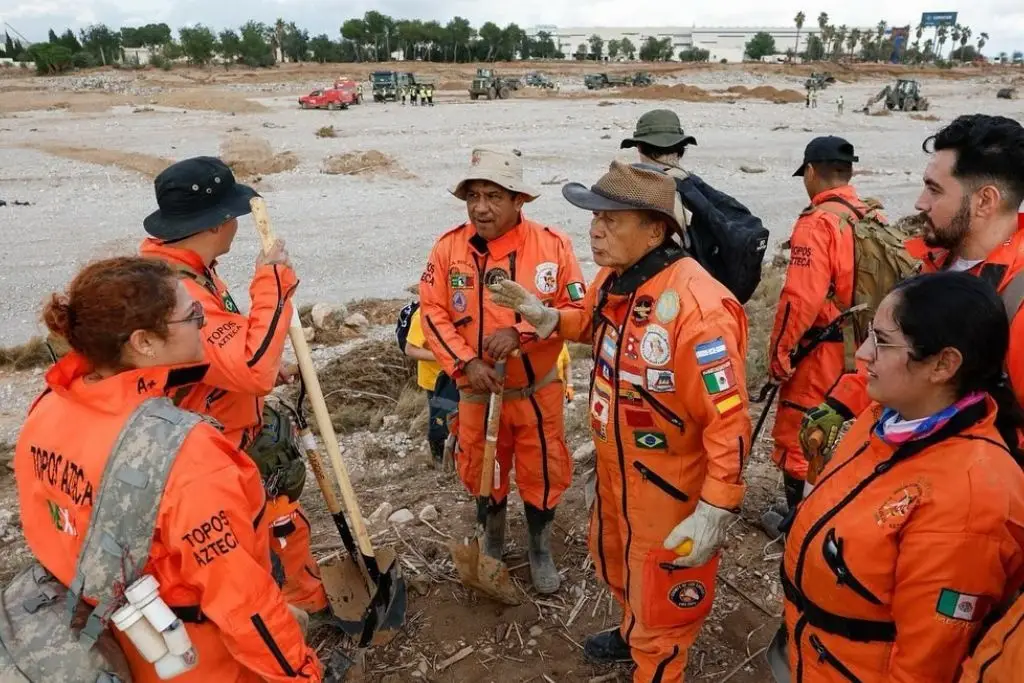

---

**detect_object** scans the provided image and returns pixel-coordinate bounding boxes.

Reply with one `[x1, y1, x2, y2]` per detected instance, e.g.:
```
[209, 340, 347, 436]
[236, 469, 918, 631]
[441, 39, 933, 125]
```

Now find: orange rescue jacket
[15, 352, 321, 683]
[959, 591, 1024, 683]
[140, 239, 297, 449]
[829, 214, 1024, 416]
[769, 186, 863, 385]
[783, 398, 1024, 683]
[419, 217, 585, 391]
[559, 244, 752, 513]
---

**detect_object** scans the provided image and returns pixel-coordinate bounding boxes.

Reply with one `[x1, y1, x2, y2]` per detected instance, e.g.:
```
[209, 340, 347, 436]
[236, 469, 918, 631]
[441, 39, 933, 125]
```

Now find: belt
[461, 364, 560, 404]
[781, 571, 896, 643]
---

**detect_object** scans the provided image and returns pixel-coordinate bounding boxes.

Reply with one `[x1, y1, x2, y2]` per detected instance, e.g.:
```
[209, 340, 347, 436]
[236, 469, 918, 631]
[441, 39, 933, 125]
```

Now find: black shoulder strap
[173, 264, 219, 299]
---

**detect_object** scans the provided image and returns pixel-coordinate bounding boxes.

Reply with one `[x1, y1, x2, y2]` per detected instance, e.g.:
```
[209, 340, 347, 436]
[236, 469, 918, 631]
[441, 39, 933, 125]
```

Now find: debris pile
[314, 339, 416, 433]
[321, 150, 416, 179]
[220, 134, 298, 179]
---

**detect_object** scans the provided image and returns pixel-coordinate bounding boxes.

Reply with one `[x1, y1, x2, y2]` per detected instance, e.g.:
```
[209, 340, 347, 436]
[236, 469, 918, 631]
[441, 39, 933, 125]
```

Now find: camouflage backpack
[0, 398, 203, 682]
[816, 196, 921, 356]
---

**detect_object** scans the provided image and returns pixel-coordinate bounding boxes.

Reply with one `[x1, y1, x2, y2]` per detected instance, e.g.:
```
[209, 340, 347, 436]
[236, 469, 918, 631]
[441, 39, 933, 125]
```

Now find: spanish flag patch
[713, 391, 742, 417]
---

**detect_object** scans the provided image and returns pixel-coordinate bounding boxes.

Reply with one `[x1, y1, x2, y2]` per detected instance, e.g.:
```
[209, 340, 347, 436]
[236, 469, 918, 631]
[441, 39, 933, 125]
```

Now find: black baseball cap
[793, 136, 859, 177]
[143, 156, 259, 241]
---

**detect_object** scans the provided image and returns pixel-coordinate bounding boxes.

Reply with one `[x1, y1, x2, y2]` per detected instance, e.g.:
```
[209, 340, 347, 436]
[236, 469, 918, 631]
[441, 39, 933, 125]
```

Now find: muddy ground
[0, 58, 1020, 681]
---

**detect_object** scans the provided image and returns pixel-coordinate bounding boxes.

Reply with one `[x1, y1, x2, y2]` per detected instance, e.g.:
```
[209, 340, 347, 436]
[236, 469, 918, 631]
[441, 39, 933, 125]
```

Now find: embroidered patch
[701, 362, 736, 395]
[625, 409, 655, 428]
[619, 368, 644, 385]
[634, 431, 667, 450]
[535, 261, 558, 294]
[590, 394, 610, 425]
[452, 290, 468, 313]
[655, 290, 681, 323]
[47, 500, 78, 537]
[594, 377, 614, 400]
[591, 416, 608, 442]
[484, 268, 510, 286]
[621, 388, 644, 406]
[567, 282, 586, 301]
[694, 337, 728, 366]
[221, 291, 240, 314]
[874, 483, 925, 528]
[936, 589, 987, 622]
[597, 358, 614, 382]
[624, 335, 640, 360]
[640, 325, 671, 366]
[632, 296, 654, 326]
[449, 270, 474, 289]
[601, 336, 617, 362]
[646, 369, 676, 392]
[713, 391, 742, 417]
[670, 581, 706, 609]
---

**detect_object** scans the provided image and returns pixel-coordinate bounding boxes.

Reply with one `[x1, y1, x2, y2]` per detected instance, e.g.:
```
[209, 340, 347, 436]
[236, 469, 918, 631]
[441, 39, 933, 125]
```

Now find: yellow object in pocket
[673, 539, 693, 557]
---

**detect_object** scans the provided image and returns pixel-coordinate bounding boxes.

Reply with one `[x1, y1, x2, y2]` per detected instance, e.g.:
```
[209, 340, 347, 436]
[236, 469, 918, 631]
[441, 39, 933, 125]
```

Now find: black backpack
[671, 172, 769, 304]
[395, 300, 419, 352]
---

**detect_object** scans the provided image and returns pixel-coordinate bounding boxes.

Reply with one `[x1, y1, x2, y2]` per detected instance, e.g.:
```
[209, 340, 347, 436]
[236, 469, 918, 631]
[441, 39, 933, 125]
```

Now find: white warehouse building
[526, 25, 869, 63]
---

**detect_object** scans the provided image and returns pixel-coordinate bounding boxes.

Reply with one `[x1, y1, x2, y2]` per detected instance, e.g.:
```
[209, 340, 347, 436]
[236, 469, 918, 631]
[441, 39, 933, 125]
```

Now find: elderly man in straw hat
[489, 161, 752, 681]
[418, 147, 587, 594]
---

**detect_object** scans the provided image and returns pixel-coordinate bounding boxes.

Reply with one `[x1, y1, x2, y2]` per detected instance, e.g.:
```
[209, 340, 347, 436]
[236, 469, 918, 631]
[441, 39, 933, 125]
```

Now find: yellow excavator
[862, 79, 930, 113]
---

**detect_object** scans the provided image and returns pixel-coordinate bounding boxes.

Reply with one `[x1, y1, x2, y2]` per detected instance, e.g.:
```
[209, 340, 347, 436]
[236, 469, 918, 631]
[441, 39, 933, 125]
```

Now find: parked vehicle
[469, 68, 521, 100]
[371, 71, 414, 102]
[333, 78, 364, 104]
[298, 87, 355, 110]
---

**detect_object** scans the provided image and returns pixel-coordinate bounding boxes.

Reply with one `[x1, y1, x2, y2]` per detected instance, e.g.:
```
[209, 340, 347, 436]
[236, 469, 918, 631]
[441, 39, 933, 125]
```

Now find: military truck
[371, 71, 414, 102]
[804, 72, 837, 90]
[584, 72, 653, 90]
[997, 87, 1018, 100]
[468, 68, 521, 100]
[525, 72, 555, 89]
[862, 79, 930, 113]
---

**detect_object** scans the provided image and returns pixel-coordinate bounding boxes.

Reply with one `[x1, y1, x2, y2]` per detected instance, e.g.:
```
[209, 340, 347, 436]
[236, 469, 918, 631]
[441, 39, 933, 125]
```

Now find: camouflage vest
[0, 398, 203, 682]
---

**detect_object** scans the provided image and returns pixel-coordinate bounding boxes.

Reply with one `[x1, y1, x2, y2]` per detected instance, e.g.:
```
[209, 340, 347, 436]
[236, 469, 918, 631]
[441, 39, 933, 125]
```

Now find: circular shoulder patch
[484, 268, 510, 286]
[655, 290, 680, 323]
[632, 295, 655, 327]
[640, 324, 671, 366]
[534, 261, 558, 294]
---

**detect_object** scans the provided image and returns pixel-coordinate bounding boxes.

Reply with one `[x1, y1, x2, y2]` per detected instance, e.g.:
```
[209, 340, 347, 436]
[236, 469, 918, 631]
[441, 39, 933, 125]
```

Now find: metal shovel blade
[319, 547, 407, 647]
[447, 536, 521, 605]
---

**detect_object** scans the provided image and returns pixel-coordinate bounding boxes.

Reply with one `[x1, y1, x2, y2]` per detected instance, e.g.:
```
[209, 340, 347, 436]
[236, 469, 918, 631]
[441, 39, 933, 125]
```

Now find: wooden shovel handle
[478, 360, 507, 498]
[250, 197, 375, 557]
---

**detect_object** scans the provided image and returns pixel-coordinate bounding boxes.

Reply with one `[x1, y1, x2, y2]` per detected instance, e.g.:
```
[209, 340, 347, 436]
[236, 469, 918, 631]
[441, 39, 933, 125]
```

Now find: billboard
[920, 12, 958, 27]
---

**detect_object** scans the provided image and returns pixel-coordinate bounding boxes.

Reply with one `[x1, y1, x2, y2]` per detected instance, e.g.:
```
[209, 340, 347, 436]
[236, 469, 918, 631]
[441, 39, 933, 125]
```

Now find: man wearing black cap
[763, 136, 882, 533]
[489, 161, 751, 682]
[139, 156, 331, 618]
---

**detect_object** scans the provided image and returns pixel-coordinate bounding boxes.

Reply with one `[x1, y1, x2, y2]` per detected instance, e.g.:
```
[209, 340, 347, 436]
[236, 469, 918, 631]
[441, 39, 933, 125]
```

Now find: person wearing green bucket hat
[621, 109, 697, 164]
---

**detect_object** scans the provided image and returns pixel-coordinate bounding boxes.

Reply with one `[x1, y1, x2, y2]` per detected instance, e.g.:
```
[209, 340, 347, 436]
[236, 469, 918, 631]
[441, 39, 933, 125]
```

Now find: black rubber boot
[784, 473, 805, 511]
[428, 438, 445, 465]
[524, 504, 560, 594]
[476, 498, 507, 560]
[583, 628, 632, 664]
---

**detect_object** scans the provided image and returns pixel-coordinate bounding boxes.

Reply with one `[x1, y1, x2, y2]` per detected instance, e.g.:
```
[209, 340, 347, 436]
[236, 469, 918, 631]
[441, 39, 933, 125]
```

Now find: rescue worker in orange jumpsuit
[419, 147, 585, 594]
[490, 161, 752, 682]
[138, 157, 329, 617]
[801, 114, 1024, 471]
[782, 272, 1024, 682]
[959, 592, 1024, 682]
[15, 256, 324, 683]
[764, 136, 878, 530]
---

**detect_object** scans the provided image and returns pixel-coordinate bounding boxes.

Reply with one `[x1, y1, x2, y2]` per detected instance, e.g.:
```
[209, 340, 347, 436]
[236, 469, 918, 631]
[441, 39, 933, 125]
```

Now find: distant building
[526, 25, 873, 63]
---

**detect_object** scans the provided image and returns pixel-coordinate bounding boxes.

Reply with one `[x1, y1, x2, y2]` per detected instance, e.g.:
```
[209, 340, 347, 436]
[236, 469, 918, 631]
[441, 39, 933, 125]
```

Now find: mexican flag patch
[701, 362, 735, 395]
[567, 282, 586, 301]
[936, 589, 986, 622]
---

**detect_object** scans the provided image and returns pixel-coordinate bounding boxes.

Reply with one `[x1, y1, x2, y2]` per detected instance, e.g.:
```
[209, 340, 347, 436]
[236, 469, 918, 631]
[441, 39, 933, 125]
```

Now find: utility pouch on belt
[641, 550, 720, 630]
[0, 398, 202, 682]
[248, 401, 306, 503]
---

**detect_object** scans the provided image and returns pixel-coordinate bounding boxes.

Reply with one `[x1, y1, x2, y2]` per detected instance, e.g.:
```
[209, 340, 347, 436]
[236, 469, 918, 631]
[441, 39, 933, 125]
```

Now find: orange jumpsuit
[419, 217, 584, 510]
[768, 186, 870, 480]
[15, 352, 322, 683]
[828, 214, 1024, 416]
[959, 592, 1024, 682]
[558, 244, 751, 683]
[783, 398, 1024, 682]
[139, 239, 328, 614]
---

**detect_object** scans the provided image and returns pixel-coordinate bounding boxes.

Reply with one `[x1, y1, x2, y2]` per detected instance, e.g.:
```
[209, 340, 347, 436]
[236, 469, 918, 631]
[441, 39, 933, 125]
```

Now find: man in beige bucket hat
[419, 147, 586, 594]
[488, 160, 752, 681]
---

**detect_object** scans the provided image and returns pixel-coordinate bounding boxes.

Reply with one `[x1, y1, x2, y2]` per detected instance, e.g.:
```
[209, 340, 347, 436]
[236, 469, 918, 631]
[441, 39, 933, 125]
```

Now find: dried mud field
[0, 60, 1021, 682]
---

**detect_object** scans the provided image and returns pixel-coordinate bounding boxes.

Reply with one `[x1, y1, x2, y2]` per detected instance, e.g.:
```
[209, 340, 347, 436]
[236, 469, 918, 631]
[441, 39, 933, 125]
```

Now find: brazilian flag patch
[222, 291, 240, 314]
[633, 431, 667, 450]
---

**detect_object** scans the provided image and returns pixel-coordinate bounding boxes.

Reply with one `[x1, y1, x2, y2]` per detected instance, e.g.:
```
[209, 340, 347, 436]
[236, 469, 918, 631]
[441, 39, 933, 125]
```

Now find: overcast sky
[2, 0, 1022, 55]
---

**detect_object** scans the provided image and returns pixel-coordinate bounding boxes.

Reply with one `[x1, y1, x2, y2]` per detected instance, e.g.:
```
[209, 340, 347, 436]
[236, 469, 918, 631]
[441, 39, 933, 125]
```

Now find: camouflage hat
[620, 109, 697, 150]
[562, 160, 685, 231]
[450, 147, 540, 202]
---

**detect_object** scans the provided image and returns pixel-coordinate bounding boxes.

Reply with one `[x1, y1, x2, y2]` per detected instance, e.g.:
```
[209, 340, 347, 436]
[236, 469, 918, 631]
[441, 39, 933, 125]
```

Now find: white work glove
[663, 500, 738, 567]
[487, 280, 559, 339]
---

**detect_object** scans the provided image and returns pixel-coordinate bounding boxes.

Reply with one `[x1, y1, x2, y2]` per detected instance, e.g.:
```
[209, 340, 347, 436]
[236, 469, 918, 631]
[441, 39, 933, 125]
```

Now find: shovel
[249, 198, 406, 648]
[447, 358, 521, 605]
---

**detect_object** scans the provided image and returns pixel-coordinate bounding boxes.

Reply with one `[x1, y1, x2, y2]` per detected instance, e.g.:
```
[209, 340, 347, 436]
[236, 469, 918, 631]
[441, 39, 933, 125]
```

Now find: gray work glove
[487, 280, 559, 338]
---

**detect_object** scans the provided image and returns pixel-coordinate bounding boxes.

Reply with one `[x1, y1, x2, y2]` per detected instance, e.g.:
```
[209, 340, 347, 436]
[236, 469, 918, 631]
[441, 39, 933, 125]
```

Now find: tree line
[745, 11, 1021, 65]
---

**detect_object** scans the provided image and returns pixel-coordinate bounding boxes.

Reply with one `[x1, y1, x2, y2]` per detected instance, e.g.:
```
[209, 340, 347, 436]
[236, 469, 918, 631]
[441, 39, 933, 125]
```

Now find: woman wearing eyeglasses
[780, 271, 1024, 682]
[13, 257, 324, 682]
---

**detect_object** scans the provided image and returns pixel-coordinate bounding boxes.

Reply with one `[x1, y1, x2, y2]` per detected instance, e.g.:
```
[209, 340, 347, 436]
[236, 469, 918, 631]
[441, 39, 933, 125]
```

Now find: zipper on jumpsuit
[593, 319, 612, 587]
[474, 252, 489, 355]
[809, 634, 862, 682]
[611, 292, 637, 634]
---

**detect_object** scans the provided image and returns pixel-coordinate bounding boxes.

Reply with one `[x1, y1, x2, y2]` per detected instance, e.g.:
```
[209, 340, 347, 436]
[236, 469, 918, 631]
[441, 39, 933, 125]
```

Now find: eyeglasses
[168, 301, 205, 329]
[867, 322, 908, 361]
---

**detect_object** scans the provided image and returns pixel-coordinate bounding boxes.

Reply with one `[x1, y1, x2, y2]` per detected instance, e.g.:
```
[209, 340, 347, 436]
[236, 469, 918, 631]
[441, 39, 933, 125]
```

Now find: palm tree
[924, 38, 935, 62]
[794, 11, 806, 56]
[847, 29, 860, 60]
[834, 25, 848, 60]
[936, 25, 948, 62]
[915, 24, 924, 42]
[950, 24, 962, 60]
[977, 32, 989, 55]
[875, 21, 887, 54]
[821, 25, 835, 60]
[959, 26, 972, 60]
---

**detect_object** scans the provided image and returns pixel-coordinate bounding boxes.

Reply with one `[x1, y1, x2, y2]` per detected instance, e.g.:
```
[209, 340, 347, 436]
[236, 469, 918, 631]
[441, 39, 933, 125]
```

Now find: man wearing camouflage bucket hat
[419, 147, 587, 594]
[488, 161, 752, 681]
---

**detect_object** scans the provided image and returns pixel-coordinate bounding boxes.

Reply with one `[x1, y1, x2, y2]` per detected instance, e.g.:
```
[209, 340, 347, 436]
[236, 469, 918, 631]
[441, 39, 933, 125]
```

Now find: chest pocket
[822, 528, 883, 605]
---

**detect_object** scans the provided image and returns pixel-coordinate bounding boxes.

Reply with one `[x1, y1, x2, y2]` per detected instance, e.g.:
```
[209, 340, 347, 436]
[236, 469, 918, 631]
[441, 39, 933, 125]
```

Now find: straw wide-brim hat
[450, 147, 540, 202]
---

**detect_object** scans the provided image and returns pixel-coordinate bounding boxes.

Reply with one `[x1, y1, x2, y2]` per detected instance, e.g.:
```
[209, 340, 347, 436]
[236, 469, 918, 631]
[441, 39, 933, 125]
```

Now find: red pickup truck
[298, 87, 355, 110]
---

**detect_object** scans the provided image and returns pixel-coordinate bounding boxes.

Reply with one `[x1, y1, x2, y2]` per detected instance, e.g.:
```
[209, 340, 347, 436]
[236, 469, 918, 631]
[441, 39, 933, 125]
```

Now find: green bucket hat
[620, 109, 697, 150]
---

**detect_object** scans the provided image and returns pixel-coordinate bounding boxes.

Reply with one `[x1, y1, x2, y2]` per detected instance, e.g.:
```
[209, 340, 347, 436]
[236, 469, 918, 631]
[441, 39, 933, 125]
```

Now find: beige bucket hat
[449, 147, 540, 202]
